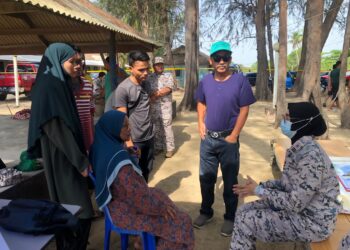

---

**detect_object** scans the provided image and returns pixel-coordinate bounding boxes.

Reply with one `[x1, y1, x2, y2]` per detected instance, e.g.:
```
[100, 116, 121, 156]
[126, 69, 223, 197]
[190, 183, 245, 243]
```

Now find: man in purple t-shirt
[193, 41, 256, 237]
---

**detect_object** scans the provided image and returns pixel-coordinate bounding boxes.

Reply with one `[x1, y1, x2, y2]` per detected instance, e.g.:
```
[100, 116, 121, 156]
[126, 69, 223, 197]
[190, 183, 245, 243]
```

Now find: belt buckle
[211, 131, 219, 138]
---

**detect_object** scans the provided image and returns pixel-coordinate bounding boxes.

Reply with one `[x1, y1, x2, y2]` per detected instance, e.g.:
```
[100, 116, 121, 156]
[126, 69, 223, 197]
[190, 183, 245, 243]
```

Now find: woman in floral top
[90, 110, 194, 250]
[230, 102, 341, 250]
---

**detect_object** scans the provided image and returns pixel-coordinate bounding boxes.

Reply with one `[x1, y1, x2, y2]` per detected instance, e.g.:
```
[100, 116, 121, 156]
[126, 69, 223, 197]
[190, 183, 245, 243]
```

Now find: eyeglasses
[212, 54, 231, 63]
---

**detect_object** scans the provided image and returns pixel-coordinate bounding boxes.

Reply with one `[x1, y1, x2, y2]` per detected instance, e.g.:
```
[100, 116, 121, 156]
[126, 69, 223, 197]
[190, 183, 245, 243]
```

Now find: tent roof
[0, 54, 104, 66]
[0, 0, 159, 55]
[164, 45, 210, 66]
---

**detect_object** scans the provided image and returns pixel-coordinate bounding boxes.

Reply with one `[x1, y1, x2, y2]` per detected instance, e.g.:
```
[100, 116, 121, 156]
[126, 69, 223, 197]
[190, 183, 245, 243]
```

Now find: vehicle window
[6, 66, 13, 72]
[25, 66, 34, 72]
[6, 65, 26, 72]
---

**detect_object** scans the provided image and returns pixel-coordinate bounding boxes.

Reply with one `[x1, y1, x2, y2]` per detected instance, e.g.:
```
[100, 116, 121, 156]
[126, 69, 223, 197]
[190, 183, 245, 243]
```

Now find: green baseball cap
[210, 41, 232, 56]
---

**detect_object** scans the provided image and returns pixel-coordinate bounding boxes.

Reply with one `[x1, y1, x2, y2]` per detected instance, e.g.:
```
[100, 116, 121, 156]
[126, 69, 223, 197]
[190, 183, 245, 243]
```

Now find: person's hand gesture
[127, 146, 141, 159]
[232, 176, 258, 197]
[81, 168, 88, 177]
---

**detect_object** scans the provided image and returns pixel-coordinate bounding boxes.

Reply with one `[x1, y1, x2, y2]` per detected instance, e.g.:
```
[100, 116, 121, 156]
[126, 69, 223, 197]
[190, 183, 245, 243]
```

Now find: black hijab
[28, 43, 85, 158]
[288, 102, 327, 144]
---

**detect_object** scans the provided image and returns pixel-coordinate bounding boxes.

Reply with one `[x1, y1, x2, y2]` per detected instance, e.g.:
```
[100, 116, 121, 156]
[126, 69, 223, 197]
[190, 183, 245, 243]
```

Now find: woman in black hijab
[229, 102, 341, 250]
[28, 43, 93, 249]
[280, 102, 327, 144]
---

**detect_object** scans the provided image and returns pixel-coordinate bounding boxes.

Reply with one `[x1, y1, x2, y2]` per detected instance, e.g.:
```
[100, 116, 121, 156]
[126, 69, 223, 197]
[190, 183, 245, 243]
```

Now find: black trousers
[135, 137, 154, 182]
[55, 218, 91, 250]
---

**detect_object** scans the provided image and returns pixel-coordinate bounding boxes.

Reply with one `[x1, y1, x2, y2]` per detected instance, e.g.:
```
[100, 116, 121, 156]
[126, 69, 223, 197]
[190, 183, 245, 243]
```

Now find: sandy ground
[0, 91, 349, 250]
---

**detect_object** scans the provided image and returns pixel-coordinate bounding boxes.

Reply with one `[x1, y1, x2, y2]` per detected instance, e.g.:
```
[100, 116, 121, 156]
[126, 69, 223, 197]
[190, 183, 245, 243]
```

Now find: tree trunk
[320, 0, 344, 49]
[162, 1, 177, 88]
[255, 0, 270, 101]
[338, 1, 350, 128]
[136, 0, 149, 35]
[295, 0, 342, 96]
[179, 0, 199, 111]
[266, 0, 275, 78]
[295, 2, 309, 96]
[301, 0, 324, 111]
[275, 0, 288, 127]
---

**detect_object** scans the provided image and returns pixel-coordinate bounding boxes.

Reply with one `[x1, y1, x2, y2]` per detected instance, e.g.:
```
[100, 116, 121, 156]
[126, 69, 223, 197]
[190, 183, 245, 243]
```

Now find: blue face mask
[280, 120, 296, 139]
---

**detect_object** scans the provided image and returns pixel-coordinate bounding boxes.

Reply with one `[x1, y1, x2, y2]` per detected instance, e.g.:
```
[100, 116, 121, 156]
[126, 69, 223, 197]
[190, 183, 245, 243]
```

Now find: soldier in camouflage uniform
[148, 57, 175, 158]
[230, 102, 341, 250]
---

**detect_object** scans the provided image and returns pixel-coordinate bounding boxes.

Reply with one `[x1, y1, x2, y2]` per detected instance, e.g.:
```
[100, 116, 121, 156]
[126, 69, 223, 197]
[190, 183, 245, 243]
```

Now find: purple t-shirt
[195, 73, 256, 131]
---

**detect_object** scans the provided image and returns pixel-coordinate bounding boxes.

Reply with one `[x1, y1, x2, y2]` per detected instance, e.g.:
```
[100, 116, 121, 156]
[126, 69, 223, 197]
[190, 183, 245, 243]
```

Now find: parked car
[247, 71, 296, 90]
[0, 63, 38, 101]
[320, 72, 329, 92]
[286, 71, 297, 90]
[229, 63, 241, 73]
[319, 71, 350, 92]
[245, 72, 257, 86]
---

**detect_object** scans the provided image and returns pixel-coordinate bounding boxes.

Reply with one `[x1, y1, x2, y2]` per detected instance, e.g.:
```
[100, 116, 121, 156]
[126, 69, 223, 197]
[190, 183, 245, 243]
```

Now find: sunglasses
[212, 54, 231, 63]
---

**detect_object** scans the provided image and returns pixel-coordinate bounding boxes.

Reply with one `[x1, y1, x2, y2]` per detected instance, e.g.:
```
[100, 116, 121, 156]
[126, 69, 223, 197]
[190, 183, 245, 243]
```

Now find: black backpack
[0, 199, 78, 235]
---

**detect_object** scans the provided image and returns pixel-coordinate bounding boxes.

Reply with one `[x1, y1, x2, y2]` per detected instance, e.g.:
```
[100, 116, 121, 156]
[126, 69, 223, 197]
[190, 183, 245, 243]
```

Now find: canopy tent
[0, 55, 104, 67]
[0, 0, 159, 106]
[0, 0, 159, 55]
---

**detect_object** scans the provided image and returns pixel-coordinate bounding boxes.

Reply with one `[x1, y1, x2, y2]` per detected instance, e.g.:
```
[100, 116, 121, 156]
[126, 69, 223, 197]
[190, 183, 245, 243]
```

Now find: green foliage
[321, 50, 341, 71]
[289, 31, 302, 50]
[250, 62, 258, 72]
[97, 0, 184, 46]
[287, 49, 301, 71]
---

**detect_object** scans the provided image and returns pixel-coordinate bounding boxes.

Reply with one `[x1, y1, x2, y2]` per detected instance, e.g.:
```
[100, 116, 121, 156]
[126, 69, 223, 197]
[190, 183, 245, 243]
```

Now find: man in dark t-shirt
[328, 60, 341, 109]
[110, 51, 154, 182]
[193, 41, 256, 237]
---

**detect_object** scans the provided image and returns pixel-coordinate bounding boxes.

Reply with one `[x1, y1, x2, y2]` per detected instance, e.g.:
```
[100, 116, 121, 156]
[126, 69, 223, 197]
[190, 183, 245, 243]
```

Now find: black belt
[207, 130, 232, 138]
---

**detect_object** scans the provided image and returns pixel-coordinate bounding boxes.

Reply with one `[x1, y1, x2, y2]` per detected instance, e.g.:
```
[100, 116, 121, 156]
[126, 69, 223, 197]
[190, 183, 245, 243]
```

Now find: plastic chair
[89, 173, 156, 250]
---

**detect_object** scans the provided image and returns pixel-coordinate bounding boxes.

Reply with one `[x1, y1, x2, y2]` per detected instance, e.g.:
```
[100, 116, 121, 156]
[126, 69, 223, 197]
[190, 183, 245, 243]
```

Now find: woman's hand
[232, 176, 258, 197]
[164, 205, 176, 220]
[81, 168, 88, 177]
[127, 146, 141, 158]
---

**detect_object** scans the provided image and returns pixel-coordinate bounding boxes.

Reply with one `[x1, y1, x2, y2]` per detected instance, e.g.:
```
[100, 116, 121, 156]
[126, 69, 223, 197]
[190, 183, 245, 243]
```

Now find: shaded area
[154, 170, 191, 196]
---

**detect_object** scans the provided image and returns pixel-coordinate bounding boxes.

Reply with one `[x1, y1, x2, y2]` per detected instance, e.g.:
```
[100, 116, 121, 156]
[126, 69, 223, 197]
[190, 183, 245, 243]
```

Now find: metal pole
[13, 55, 19, 107]
[109, 31, 117, 91]
[273, 43, 279, 108]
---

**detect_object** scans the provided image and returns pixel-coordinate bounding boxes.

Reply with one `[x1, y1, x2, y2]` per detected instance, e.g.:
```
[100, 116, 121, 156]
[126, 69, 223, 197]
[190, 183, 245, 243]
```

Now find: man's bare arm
[197, 102, 207, 140]
[225, 106, 249, 143]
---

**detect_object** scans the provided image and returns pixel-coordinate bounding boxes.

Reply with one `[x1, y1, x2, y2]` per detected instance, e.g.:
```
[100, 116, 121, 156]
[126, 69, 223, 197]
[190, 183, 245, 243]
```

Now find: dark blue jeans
[199, 136, 240, 221]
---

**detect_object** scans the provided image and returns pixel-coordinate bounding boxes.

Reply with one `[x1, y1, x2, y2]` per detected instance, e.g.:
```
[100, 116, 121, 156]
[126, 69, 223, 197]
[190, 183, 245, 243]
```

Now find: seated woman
[90, 110, 194, 250]
[230, 102, 341, 250]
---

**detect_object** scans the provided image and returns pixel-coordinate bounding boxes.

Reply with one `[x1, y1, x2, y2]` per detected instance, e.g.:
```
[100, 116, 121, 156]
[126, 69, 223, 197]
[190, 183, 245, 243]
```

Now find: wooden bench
[270, 138, 350, 250]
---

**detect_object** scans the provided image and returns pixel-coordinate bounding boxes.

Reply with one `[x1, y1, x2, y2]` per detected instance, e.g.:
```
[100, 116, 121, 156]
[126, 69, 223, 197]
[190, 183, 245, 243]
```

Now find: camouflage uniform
[148, 72, 175, 153]
[230, 136, 341, 250]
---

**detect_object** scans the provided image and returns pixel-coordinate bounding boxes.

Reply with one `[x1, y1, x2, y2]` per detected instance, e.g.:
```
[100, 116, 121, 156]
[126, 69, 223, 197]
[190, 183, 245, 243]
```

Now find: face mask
[280, 120, 296, 139]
